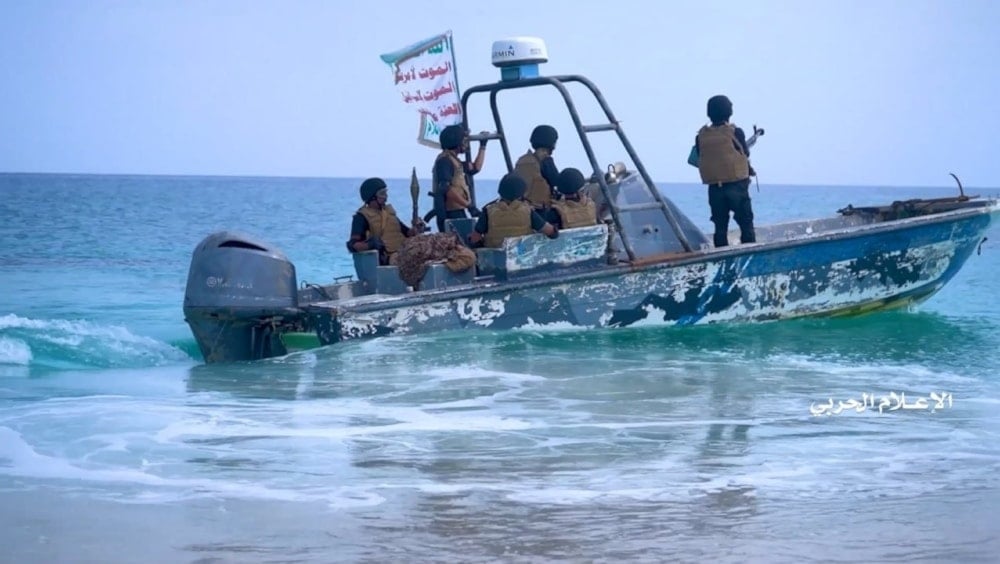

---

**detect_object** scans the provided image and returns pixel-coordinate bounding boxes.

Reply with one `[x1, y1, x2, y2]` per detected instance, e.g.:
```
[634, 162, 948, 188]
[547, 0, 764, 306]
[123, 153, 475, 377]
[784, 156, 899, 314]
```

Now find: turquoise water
[2, 173, 999, 562]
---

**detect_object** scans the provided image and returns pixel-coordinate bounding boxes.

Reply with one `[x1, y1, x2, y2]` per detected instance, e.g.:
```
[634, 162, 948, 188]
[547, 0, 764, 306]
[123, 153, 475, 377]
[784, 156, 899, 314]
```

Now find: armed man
[346, 177, 425, 265]
[695, 95, 757, 248]
[430, 125, 487, 231]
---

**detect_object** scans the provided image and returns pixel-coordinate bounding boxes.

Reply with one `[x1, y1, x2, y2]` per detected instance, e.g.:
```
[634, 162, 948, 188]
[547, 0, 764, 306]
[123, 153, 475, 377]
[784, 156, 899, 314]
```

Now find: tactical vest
[696, 124, 750, 185]
[483, 199, 533, 248]
[357, 203, 406, 254]
[514, 150, 553, 209]
[551, 197, 597, 229]
[433, 151, 470, 211]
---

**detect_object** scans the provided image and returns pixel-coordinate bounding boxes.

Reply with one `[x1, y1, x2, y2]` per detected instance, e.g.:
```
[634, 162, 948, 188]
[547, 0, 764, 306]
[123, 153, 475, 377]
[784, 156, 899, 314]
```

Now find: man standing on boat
[547, 168, 598, 229]
[347, 177, 425, 265]
[695, 95, 757, 247]
[469, 173, 558, 248]
[430, 125, 487, 232]
[514, 125, 561, 211]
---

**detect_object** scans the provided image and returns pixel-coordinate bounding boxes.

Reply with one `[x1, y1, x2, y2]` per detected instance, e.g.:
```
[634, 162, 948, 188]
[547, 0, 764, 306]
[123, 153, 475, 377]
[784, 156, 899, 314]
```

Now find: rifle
[746, 124, 765, 149]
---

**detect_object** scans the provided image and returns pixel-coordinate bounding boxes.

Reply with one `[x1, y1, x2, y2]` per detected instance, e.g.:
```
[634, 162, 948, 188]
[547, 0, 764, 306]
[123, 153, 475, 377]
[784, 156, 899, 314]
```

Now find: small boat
[183, 37, 999, 364]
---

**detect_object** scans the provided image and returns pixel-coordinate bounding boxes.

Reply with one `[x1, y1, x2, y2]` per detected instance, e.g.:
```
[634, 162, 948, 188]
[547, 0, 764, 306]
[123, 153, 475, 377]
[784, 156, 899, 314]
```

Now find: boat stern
[183, 231, 303, 363]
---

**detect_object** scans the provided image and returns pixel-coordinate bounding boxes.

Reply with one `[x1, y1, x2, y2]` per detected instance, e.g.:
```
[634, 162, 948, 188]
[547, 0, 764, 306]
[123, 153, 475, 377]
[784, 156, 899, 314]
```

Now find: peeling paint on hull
[317, 208, 994, 345]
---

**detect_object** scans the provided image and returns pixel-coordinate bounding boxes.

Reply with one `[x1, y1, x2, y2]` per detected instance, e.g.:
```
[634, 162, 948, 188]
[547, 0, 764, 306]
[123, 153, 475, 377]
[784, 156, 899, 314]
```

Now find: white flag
[380, 31, 462, 149]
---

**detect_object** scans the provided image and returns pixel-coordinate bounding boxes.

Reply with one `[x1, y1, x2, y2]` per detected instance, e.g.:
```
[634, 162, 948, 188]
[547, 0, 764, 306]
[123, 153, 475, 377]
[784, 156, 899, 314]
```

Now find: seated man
[346, 177, 424, 265]
[547, 168, 598, 229]
[469, 173, 558, 248]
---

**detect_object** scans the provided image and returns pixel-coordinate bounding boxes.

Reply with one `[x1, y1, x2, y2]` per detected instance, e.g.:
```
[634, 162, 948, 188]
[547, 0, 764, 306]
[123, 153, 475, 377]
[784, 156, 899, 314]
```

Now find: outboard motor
[183, 231, 300, 363]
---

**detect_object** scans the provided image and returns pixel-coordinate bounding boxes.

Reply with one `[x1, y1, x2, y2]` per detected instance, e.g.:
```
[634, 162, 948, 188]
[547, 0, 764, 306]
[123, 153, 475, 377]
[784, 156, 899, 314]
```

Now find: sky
[1, 0, 998, 188]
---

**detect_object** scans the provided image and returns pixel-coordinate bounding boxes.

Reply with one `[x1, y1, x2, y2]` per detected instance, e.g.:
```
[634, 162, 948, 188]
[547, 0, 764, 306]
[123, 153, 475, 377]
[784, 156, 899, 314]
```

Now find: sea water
[2, 173, 999, 563]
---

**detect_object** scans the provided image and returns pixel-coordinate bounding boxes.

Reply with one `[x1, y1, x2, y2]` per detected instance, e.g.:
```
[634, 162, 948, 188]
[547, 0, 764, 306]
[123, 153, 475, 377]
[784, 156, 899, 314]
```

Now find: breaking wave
[0, 314, 193, 370]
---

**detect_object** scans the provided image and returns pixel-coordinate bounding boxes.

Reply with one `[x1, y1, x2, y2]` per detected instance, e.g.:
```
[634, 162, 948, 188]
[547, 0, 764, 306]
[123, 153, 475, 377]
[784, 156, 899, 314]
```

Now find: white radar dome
[491, 37, 549, 68]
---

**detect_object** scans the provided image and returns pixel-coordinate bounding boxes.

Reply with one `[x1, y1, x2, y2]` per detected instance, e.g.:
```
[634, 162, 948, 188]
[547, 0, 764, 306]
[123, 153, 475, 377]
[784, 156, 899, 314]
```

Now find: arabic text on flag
[380, 31, 462, 148]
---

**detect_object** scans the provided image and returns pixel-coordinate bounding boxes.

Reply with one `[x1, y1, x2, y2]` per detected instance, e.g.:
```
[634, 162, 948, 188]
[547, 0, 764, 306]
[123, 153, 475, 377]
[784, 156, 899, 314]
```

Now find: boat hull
[310, 205, 996, 345]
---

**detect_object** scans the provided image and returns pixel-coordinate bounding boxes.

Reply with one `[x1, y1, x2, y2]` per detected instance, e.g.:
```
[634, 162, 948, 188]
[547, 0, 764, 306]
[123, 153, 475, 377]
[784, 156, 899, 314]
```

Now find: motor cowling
[183, 231, 302, 364]
[183, 231, 298, 318]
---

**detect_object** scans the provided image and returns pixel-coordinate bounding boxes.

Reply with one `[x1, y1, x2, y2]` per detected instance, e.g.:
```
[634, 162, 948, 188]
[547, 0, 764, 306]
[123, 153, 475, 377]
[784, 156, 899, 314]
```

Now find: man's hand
[365, 236, 385, 251]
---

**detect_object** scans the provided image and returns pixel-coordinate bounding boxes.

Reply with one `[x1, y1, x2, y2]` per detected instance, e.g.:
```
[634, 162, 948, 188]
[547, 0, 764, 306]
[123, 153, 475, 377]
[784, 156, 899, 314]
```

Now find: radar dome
[491, 37, 548, 81]
[491, 37, 548, 67]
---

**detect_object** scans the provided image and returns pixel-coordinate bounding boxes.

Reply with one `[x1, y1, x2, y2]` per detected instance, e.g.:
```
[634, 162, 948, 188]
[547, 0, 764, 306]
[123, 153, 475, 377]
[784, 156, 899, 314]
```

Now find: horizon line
[0, 170, 994, 191]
